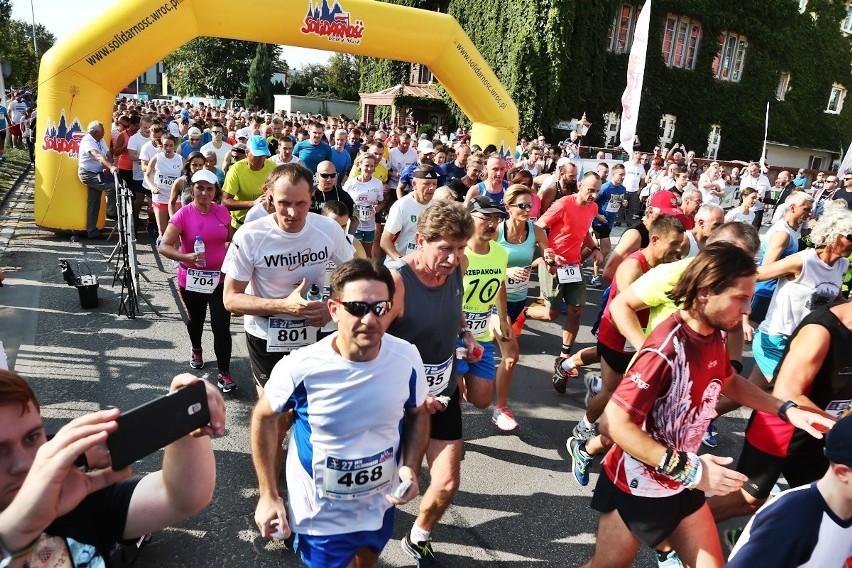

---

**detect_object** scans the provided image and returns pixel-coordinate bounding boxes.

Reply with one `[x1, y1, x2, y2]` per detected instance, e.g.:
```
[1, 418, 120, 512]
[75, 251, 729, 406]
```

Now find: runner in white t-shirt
[380, 165, 438, 262]
[127, 117, 151, 225]
[251, 259, 429, 567]
[344, 153, 384, 257]
[144, 134, 182, 238]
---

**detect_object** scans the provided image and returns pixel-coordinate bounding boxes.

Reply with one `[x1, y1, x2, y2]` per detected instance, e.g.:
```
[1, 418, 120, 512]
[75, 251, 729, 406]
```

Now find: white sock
[579, 415, 593, 430]
[410, 523, 431, 544]
[560, 358, 576, 373]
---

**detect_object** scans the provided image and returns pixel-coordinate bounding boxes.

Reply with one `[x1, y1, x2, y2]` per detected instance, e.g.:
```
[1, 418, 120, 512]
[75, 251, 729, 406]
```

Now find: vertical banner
[837, 139, 852, 177]
[760, 101, 770, 171]
[619, 0, 652, 151]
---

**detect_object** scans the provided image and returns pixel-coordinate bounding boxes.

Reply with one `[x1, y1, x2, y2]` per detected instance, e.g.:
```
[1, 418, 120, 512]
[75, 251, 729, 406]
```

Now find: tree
[0, 18, 55, 87]
[245, 43, 274, 111]
[164, 38, 264, 98]
[288, 63, 330, 97]
[326, 53, 359, 100]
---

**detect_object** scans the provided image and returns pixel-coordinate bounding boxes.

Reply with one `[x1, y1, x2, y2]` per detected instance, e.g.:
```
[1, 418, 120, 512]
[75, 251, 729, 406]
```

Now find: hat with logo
[648, 190, 689, 226]
[468, 195, 507, 217]
[187, 127, 202, 137]
[190, 169, 218, 185]
[236, 127, 250, 140]
[247, 135, 271, 157]
[418, 140, 435, 154]
[411, 165, 439, 179]
[826, 414, 852, 466]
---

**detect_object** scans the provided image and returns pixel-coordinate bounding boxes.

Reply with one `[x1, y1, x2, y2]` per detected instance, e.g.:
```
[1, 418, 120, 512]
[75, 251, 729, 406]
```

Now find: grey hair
[695, 203, 724, 221]
[785, 191, 813, 207]
[810, 210, 852, 247]
[86, 120, 104, 134]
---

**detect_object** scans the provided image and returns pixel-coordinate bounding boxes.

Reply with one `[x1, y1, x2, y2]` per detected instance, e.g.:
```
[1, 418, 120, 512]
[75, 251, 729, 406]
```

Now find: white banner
[619, 1, 652, 151]
[838, 139, 852, 177]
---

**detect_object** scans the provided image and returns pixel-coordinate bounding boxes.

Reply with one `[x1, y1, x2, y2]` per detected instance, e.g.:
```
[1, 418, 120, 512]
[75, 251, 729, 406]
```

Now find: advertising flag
[619, 1, 652, 151]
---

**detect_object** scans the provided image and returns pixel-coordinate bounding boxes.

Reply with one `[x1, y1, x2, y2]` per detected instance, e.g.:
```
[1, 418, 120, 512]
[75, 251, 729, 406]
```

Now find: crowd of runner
[2, 93, 852, 568]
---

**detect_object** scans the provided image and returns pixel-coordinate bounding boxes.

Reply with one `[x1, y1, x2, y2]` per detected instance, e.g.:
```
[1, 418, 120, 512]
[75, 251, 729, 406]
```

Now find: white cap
[187, 127, 202, 136]
[556, 157, 572, 169]
[417, 140, 435, 154]
[190, 169, 218, 185]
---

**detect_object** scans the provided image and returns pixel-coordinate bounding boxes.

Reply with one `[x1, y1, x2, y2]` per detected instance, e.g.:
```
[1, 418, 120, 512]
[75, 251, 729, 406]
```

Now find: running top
[753, 221, 801, 299]
[265, 333, 427, 536]
[597, 249, 651, 353]
[151, 153, 182, 204]
[387, 262, 463, 397]
[462, 241, 508, 342]
[537, 195, 597, 265]
[168, 202, 232, 289]
[497, 221, 536, 303]
[759, 248, 848, 337]
[746, 308, 852, 457]
[343, 176, 384, 232]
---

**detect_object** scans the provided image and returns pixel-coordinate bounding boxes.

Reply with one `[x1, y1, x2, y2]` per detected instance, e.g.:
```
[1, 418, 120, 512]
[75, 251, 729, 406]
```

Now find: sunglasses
[318, 173, 336, 179]
[211, 130, 222, 134]
[510, 203, 533, 210]
[338, 300, 392, 317]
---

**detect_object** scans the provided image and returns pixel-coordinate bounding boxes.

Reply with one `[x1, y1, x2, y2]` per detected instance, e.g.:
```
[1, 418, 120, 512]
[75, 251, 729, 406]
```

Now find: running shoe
[492, 406, 519, 431]
[401, 535, 441, 567]
[583, 371, 602, 408]
[702, 419, 718, 448]
[190, 348, 204, 370]
[155, 236, 162, 248]
[146, 222, 157, 237]
[552, 356, 579, 394]
[568, 436, 592, 486]
[587, 275, 602, 287]
[656, 550, 685, 568]
[217, 372, 236, 393]
[572, 421, 598, 442]
[724, 527, 744, 549]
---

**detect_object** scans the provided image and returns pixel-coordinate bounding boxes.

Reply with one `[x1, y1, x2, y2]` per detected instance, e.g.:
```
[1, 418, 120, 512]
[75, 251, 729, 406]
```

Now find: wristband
[778, 400, 799, 423]
[591, 246, 601, 252]
[458, 327, 472, 338]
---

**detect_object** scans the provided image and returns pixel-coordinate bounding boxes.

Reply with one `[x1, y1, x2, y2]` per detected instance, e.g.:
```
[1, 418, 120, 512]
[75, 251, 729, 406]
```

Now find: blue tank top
[386, 261, 464, 396]
[754, 221, 800, 298]
[477, 180, 508, 211]
[496, 221, 536, 303]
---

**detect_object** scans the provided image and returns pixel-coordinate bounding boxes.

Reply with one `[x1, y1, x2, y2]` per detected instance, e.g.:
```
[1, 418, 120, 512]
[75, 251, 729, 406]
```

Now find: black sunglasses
[510, 203, 533, 210]
[338, 300, 392, 317]
[318, 173, 336, 179]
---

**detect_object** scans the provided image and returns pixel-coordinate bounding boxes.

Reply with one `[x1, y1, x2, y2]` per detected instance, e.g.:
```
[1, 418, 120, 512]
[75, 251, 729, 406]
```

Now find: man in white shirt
[387, 133, 417, 191]
[620, 151, 644, 226]
[739, 161, 772, 228]
[200, 122, 232, 168]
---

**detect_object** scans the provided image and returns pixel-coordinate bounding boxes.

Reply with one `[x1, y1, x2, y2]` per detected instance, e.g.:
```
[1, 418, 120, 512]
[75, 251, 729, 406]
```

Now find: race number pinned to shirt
[506, 266, 531, 293]
[157, 173, 176, 187]
[423, 355, 453, 396]
[185, 269, 220, 294]
[322, 447, 394, 500]
[267, 317, 319, 352]
[605, 196, 623, 213]
[357, 204, 373, 222]
[557, 263, 582, 284]
[825, 399, 852, 418]
[465, 311, 489, 337]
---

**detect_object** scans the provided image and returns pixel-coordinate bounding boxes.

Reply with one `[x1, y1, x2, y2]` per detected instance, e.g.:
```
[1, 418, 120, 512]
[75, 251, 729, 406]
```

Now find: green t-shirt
[462, 241, 508, 341]
[222, 159, 276, 227]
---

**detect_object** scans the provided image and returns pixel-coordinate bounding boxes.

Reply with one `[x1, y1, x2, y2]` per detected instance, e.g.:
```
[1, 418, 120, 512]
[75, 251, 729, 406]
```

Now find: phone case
[107, 381, 210, 470]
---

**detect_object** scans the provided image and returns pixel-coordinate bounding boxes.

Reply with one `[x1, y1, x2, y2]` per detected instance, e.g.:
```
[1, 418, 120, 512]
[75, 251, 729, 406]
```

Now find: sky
[10, 0, 333, 69]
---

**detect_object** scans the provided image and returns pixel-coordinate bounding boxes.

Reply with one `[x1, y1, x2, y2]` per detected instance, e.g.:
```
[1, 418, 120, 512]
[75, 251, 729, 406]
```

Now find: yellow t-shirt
[222, 159, 277, 227]
[462, 242, 508, 341]
[631, 257, 693, 334]
[349, 162, 388, 184]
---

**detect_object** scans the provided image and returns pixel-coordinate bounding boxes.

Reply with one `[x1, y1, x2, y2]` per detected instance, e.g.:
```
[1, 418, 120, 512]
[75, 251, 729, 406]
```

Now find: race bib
[405, 241, 417, 252]
[557, 263, 582, 284]
[185, 269, 219, 294]
[605, 198, 622, 213]
[825, 399, 852, 418]
[267, 317, 320, 352]
[506, 266, 531, 293]
[322, 447, 394, 500]
[423, 354, 454, 396]
[465, 311, 489, 337]
[157, 173, 176, 187]
[357, 204, 373, 222]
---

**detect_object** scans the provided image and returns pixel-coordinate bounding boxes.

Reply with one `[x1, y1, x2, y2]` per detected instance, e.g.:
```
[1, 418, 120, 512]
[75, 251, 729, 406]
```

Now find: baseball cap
[190, 169, 218, 185]
[418, 140, 435, 154]
[648, 190, 689, 226]
[825, 414, 852, 466]
[187, 127, 202, 137]
[247, 135, 270, 157]
[236, 127, 250, 140]
[233, 143, 247, 153]
[556, 157, 572, 169]
[468, 195, 507, 217]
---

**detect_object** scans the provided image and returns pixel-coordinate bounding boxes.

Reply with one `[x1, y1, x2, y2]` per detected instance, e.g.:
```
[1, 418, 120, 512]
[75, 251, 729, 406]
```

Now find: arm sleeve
[610, 348, 672, 422]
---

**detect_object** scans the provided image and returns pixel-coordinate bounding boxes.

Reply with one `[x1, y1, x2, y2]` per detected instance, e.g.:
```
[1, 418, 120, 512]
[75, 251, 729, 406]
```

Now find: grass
[0, 147, 32, 201]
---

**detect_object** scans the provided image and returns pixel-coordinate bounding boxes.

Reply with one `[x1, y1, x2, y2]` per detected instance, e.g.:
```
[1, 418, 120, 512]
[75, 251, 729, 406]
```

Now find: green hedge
[359, 0, 852, 160]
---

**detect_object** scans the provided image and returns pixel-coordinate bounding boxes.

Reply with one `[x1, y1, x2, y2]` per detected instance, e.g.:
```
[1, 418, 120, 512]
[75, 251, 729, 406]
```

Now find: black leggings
[178, 283, 232, 373]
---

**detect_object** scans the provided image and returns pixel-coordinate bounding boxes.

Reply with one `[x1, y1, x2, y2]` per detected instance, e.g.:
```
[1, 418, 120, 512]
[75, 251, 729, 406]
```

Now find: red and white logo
[301, 0, 364, 45]
[41, 110, 85, 159]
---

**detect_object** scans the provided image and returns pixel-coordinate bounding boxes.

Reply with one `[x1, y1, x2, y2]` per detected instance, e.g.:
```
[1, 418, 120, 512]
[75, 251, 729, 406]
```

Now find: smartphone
[107, 381, 210, 470]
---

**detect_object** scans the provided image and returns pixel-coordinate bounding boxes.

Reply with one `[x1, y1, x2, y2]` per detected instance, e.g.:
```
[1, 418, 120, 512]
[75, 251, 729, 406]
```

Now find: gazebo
[359, 83, 449, 129]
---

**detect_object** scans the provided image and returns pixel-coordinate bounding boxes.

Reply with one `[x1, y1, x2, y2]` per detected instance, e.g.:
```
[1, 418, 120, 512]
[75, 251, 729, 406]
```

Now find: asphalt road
[0, 172, 755, 567]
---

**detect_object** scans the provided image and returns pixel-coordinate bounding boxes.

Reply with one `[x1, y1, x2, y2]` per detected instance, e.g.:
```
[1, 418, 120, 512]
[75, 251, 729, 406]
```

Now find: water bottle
[306, 284, 322, 302]
[193, 235, 206, 267]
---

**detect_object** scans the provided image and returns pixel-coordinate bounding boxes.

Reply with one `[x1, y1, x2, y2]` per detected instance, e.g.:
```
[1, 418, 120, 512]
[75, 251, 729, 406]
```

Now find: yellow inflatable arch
[34, 0, 518, 232]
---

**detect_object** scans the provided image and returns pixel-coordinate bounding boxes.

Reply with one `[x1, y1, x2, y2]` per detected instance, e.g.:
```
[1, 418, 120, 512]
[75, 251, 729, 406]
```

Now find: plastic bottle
[306, 284, 322, 301]
[193, 235, 206, 267]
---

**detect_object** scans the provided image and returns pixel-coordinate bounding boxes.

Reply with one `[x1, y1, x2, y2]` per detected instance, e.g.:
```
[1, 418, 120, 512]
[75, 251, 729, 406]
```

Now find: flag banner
[619, 0, 652, 151]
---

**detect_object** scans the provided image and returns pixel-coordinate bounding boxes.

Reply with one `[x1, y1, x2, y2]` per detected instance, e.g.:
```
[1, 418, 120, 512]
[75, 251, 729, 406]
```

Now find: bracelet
[778, 400, 799, 423]
[591, 246, 601, 252]
[655, 447, 675, 474]
[458, 327, 472, 338]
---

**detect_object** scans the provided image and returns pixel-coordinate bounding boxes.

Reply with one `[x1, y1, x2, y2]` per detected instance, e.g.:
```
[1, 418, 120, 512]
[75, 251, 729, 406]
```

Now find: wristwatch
[778, 400, 799, 423]
[458, 326, 472, 338]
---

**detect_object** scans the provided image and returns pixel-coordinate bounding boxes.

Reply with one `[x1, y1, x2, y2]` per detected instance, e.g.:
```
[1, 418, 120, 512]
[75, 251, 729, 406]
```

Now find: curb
[0, 161, 32, 210]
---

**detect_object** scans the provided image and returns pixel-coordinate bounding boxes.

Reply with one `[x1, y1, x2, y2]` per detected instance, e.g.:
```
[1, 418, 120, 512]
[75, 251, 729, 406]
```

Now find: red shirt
[602, 312, 732, 497]
[538, 195, 597, 264]
[598, 249, 651, 352]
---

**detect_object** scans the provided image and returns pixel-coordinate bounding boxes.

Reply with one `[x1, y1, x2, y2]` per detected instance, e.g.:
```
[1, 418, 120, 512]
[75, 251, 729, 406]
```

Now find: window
[826, 83, 847, 114]
[843, 6, 852, 34]
[706, 125, 721, 160]
[776, 72, 791, 100]
[409, 63, 433, 85]
[659, 114, 676, 147]
[603, 112, 620, 147]
[661, 14, 702, 69]
[712, 32, 748, 82]
[810, 156, 824, 170]
[607, 3, 642, 54]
